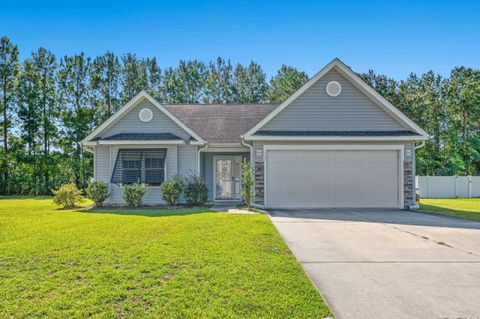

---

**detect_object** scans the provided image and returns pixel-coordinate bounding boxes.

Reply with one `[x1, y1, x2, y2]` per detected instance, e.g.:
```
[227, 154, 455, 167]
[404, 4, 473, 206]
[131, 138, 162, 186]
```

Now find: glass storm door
[215, 157, 240, 199]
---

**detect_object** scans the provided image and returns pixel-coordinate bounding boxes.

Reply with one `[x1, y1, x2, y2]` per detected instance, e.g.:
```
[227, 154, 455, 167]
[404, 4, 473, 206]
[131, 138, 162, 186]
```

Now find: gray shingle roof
[254, 130, 420, 136]
[101, 133, 183, 141]
[164, 104, 278, 143]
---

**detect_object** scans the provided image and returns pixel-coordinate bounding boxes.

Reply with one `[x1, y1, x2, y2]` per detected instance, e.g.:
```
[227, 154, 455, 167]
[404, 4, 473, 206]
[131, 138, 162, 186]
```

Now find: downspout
[409, 139, 427, 210]
[197, 142, 208, 175]
[415, 141, 426, 150]
[240, 135, 253, 158]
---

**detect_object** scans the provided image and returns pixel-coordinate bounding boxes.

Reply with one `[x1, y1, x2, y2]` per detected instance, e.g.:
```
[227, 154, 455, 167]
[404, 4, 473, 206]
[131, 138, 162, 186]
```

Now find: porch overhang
[203, 143, 249, 152]
[82, 132, 191, 146]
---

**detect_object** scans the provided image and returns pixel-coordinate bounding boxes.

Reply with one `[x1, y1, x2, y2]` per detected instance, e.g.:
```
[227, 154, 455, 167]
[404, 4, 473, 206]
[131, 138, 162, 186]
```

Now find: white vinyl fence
[416, 176, 480, 198]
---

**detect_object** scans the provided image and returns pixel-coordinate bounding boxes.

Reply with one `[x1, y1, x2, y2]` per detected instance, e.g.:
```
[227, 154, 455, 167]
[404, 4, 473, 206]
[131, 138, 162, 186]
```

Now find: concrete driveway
[269, 209, 480, 319]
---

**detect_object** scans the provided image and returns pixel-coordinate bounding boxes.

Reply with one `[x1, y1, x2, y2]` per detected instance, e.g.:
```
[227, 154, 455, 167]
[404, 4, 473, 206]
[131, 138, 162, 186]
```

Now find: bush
[122, 183, 146, 207]
[86, 181, 109, 207]
[184, 174, 208, 206]
[52, 183, 85, 209]
[160, 176, 185, 205]
[241, 158, 255, 207]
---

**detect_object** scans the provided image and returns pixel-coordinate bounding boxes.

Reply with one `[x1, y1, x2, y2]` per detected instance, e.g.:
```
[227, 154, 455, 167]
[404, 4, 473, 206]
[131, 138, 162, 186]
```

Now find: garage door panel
[266, 149, 399, 208]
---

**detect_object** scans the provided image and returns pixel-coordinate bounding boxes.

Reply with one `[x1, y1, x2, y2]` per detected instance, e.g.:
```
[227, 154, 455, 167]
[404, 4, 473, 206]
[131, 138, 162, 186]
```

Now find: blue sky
[1, 0, 479, 79]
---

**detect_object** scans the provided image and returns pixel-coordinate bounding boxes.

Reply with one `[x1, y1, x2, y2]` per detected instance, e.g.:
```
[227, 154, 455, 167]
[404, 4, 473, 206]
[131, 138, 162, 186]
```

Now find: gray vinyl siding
[101, 99, 192, 140]
[94, 144, 198, 205]
[261, 69, 407, 132]
[201, 152, 249, 201]
[177, 145, 198, 177]
[94, 146, 111, 182]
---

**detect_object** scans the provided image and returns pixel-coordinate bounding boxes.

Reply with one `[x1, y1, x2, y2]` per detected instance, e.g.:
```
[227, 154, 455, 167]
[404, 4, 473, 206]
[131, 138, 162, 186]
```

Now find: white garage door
[266, 149, 400, 208]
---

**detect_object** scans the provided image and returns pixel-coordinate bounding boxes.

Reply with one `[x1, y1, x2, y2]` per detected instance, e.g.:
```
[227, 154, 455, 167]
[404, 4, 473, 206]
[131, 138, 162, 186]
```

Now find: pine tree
[446, 67, 480, 175]
[58, 53, 94, 189]
[177, 60, 207, 103]
[121, 53, 147, 103]
[0, 36, 19, 193]
[162, 66, 182, 103]
[17, 59, 42, 193]
[204, 57, 234, 103]
[31, 47, 57, 194]
[91, 52, 121, 122]
[359, 70, 400, 106]
[145, 57, 162, 99]
[267, 65, 308, 103]
[233, 61, 267, 103]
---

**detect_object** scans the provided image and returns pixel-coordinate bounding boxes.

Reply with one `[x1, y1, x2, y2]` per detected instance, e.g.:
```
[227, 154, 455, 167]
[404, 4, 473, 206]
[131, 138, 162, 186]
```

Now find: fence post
[468, 176, 472, 198]
[426, 176, 429, 198]
[454, 175, 457, 198]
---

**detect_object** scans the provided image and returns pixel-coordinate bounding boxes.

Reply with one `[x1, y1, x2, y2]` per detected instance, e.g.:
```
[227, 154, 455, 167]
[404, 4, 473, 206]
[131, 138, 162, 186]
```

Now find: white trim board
[246, 135, 427, 142]
[263, 144, 405, 209]
[81, 91, 205, 145]
[203, 147, 250, 153]
[263, 144, 405, 151]
[244, 58, 430, 139]
[95, 140, 185, 145]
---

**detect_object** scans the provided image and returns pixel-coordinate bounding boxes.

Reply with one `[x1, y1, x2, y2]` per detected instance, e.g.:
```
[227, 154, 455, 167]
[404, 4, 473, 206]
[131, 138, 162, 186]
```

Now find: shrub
[86, 181, 109, 207]
[52, 183, 85, 209]
[122, 183, 146, 207]
[241, 158, 255, 207]
[160, 176, 185, 205]
[184, 174, 208, 206]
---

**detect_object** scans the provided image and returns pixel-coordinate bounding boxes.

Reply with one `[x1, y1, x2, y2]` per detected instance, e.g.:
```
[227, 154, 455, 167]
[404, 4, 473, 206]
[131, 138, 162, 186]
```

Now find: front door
[214, 157, 241, 200]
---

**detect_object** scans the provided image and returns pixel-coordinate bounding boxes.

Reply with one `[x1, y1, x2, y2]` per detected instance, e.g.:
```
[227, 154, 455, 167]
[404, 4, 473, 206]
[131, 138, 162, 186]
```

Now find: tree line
[1, 36, 479, 195]
[0, 36, 309, 195]
[359, 69, 480, 177]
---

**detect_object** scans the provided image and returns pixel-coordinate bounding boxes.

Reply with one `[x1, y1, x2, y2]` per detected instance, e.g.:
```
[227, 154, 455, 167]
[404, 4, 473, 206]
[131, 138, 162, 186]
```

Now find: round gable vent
[139, 108, 153, 122]
[326, 81, 342, 97]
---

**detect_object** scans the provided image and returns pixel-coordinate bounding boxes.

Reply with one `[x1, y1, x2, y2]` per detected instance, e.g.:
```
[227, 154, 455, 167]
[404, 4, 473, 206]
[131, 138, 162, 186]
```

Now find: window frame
[111, 148, 167, 187]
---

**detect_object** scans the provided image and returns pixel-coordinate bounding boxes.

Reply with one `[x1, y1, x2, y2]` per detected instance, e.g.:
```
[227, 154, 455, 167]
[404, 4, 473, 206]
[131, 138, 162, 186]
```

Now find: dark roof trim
[254, 130, 421, 137]
[99, 133, 183, 141]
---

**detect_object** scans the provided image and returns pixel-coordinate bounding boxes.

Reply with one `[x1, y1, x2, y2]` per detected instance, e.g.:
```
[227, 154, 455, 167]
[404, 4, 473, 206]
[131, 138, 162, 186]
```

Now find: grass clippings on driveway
[418, 198, 480, 222]
[0, 197, 331, 318]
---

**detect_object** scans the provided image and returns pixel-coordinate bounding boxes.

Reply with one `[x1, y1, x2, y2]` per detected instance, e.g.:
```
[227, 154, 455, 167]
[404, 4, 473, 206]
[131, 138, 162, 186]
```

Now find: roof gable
[244, 58, 429, 139]
[81, 92, 205, 145]
[261, 68, 406, 131]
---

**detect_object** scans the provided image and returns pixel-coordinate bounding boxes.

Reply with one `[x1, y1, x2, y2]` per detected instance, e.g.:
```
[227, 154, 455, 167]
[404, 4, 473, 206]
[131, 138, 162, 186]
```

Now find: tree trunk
[3, 79, 8, 193]
[42, 76, 49, 194]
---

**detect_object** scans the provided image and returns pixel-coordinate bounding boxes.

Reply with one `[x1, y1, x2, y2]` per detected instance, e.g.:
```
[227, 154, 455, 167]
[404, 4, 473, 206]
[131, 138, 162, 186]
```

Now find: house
[81, 58, 429, 209]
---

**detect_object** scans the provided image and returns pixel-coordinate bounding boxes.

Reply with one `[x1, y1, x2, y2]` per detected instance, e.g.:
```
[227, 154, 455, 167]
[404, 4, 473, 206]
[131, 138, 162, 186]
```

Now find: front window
[144, 151, 165, 186]
[111, 149, 167, 186]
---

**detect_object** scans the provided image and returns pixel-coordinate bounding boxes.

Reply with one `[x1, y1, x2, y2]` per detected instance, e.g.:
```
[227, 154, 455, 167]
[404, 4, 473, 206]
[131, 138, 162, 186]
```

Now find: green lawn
[0, 198, 331, 318]
[418, 198, 480, 222]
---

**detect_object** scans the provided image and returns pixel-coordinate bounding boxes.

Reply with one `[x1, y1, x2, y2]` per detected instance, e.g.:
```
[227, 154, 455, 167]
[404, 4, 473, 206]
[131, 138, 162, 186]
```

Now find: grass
[418, 198, 480, 222]
[0, 197, 331, 318]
